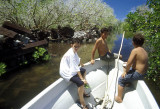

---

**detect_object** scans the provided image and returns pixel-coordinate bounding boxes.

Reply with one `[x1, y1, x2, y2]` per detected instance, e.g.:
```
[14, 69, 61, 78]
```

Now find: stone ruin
[49, 26, 100, 43]
[0, 21, 49, 72]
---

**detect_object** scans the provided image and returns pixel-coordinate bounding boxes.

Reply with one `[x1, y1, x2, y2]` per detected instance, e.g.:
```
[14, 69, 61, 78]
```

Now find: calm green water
[0, 35, 159, 109]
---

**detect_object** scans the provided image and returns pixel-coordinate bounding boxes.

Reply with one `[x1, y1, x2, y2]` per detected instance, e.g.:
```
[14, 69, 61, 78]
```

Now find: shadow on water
[0, 34, 159, 108]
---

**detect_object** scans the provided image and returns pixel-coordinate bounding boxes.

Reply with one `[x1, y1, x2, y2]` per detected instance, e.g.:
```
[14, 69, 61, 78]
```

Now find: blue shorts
[118, 68, 145, 87]
[70, 68, 86, 87]
[100, 52, 118, 61]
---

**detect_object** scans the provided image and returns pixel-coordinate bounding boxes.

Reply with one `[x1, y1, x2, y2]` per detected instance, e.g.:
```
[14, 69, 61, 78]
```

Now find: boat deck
[69, 65, 147, 109]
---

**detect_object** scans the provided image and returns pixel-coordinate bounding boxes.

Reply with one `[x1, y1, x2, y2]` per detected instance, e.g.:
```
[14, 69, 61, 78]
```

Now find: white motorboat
[21, 58, 159, 109]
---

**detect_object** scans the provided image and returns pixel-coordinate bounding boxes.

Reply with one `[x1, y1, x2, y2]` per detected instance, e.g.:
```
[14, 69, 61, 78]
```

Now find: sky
[103, 0, 147, 21]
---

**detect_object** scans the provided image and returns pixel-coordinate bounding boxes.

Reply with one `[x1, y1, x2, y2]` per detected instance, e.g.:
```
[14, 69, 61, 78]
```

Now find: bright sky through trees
[104, 0, 147, 21]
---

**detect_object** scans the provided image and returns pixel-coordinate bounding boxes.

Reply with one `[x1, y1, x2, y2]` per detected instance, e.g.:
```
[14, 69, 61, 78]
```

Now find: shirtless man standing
[91, 27, 122, 64]
[115, 33, 148, 103]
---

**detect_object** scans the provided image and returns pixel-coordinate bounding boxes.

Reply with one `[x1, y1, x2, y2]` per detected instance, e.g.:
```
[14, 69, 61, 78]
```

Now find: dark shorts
[118, 68, 145, 87]
[70, 67, 86, 87]
[100, 52, 118, 61]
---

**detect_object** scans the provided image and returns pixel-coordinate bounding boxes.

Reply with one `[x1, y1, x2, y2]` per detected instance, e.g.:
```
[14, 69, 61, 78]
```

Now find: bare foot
[80, 104, 88, 109]
[115, 96, 123, 103]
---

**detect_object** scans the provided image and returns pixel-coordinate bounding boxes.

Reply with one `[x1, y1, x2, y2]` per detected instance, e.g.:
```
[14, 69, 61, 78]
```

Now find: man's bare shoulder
[131, 48, 140, 54]
[96, 37, 102, 42]
[130, 48, 136, 53]
[133, 47, 146, 52]
[131, 48, 137, 52]
[95, 38, 102, 44]
[132, 47, 148, 57]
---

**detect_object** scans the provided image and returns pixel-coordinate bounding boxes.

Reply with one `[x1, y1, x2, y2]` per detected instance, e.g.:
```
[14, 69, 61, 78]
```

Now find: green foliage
[124, 0, 160, 87]
[19, 60, 28, 66]
[32, 47, 50, 62]
[43, 54, 50, 61]
[0, 62, 7, 76]
[32, 51, 40, 60]
[38, 47, 46, 56]
[124, 5, 151, 32]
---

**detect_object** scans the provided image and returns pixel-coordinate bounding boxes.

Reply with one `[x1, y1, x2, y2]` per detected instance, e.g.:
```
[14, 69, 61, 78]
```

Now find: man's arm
[77, 71, 83, 80]
[77, 71, 87, 84]
[80, 59, 84, 67]
[91, 40, 100, 64]
[122, 49, 136, 78]
[132, 59, 136, 69]
[106, 42, 111, 53]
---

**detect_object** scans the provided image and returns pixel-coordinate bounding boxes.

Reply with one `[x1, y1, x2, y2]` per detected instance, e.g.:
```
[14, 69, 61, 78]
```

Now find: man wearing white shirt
[60, 38, 88, 109]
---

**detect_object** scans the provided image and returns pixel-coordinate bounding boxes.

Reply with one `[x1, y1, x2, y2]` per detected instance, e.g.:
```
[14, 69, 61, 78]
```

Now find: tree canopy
[0, 0, 118, 30]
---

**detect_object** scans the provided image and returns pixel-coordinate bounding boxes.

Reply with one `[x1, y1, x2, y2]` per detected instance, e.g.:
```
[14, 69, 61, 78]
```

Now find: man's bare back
[132, 47, 148, 74]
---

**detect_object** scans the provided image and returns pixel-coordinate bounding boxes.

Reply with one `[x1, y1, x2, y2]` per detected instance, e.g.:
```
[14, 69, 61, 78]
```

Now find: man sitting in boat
[59, 38, 89, 109]
[90, 27, 122, 64]
[115, 33, 148, 103]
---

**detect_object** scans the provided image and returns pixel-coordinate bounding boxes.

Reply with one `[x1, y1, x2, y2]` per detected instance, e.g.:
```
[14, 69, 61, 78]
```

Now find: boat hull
[21, 59, 159, 109]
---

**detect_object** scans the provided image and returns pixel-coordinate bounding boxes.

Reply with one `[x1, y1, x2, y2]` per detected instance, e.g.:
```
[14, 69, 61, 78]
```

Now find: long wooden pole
[110, 31, 125, 109]
[100, 31, 125, 109]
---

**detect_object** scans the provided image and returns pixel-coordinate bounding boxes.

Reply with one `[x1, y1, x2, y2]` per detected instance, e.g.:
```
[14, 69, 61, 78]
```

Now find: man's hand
[123, 62, 127, 68]
[90, 59, 95, 64]
[80, 63, 84, 67]
[82, 79, 88, 84]
[121, 72, 127, 78]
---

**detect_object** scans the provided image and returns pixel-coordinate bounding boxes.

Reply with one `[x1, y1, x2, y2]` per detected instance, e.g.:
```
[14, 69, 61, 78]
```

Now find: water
[0, 34, 159, 109]
[112, 34, 133, 62]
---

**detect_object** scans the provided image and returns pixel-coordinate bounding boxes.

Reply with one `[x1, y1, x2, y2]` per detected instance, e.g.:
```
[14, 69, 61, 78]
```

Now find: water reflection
[112, 34, 133, 62]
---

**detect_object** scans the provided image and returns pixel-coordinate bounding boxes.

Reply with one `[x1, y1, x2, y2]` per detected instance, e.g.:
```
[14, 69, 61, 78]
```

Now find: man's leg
[115, 69, 142, 103]
[78, 85, 87, 107]
[115, 72, 129, 103]
[70, 75, 88, 108]
[115, 85, 124, 103]
[80, 68, 87, 81]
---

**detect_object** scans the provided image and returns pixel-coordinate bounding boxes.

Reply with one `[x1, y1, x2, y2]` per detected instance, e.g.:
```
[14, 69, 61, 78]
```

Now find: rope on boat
[100, 31, 125, 109]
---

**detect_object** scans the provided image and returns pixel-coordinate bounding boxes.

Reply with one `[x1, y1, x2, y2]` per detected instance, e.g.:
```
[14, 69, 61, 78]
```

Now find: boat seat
[50, 83, 79, 109]
[113, 81, 145, 109]
[50, 66, 109, 109]
[86, 66, 107, 91]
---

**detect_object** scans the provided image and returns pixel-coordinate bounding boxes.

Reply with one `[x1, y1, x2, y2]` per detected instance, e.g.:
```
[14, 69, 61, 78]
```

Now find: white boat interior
[21, 59, 159, 109]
